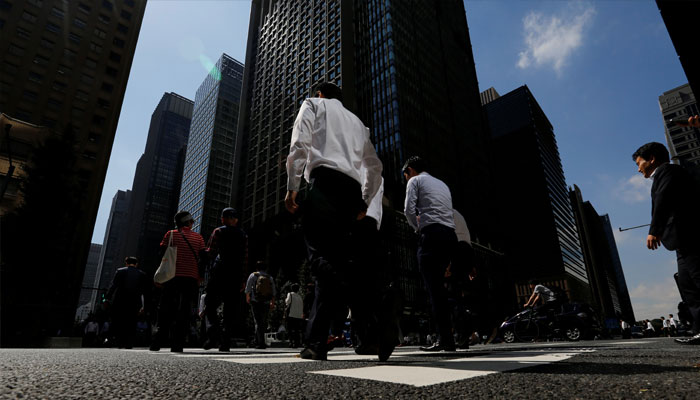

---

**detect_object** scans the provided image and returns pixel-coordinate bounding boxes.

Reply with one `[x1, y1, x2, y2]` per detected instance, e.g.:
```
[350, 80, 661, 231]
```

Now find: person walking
[203, 207, 248, 352]
[285, 284, 304, 348]
[150, 211, 206, 352]
[403, 156, 458, 352]
[633, 142, 700, 344]
[245, 262, 277, 349]
[285, 82, 383, 360]
[669, 314, 678, 336]
[106, 256, 150, 348]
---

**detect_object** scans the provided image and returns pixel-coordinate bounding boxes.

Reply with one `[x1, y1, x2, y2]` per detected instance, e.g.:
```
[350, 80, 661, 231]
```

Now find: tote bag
[154, 231, 177, 284]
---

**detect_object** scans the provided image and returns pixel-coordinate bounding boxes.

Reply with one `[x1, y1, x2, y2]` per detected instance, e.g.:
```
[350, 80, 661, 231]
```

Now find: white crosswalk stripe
[126, 347, 593, 387]
[310, 350, 592, 386]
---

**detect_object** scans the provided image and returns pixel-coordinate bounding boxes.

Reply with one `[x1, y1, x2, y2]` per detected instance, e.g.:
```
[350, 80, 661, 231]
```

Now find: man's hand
[357, 210, 367, 220]
[647, 234, 660, 250]
[285, 190, 299, 214]
[688, 115, 700, 128]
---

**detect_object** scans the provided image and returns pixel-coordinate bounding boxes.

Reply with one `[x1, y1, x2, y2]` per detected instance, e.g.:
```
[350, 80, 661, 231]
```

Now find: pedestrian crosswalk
[128, 347, 594, 387]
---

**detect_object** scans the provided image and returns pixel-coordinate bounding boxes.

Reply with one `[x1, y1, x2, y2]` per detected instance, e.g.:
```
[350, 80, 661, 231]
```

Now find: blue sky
[93, 1, 687, 321]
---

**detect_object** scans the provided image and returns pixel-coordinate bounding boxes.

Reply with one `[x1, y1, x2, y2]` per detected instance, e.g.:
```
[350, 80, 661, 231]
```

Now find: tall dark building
[656, 0, 700, 98]
[0, 0, 146, 343]
[601, 214, 635, 323]
[75, 243, 103, 322]
[91, 190, 132, 312]
[658, 83, 700, 178]
[482, 86, 589, 308]
[237, 0, 495, 308]
[178, 54, 244, 240]
[570, 185, 634, 323]
[124, 93, 194, 277]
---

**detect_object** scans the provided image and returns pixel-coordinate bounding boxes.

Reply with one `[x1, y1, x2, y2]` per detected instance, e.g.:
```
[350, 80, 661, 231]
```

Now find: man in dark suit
[106, 256, 151, 348]
[633, 142, 700, 344]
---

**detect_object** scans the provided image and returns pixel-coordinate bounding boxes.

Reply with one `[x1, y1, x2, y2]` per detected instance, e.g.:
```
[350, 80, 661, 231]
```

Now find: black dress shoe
[300, 346, 327, 360]
[676, 333, 700, 345]
[419, 341, 456, 352]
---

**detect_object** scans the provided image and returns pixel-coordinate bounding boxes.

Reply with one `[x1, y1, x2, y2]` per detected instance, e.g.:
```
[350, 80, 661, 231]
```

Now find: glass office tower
[237, 0, 495, 309]
[178, 54, 244, 240]
[483, 86, 589, 305]
[124, 93, 194, 276]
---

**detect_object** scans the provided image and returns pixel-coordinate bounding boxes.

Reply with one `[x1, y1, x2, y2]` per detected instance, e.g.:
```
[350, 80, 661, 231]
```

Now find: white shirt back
[286, 97, 382, 205]
[404, 172, 456, 232]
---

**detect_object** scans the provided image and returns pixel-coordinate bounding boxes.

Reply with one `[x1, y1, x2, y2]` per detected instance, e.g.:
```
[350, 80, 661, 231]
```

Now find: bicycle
[513, 306, 541, 342]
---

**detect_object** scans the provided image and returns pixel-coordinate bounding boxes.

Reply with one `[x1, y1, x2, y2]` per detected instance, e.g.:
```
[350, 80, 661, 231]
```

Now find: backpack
[255, 272, 273, 301]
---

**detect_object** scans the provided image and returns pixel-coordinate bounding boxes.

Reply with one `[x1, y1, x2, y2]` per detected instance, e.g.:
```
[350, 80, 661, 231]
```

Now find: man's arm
[285, 99, 315, 214]
[206, 228, 220, 258]
[524, 291, 538, 307]
[404, 178, 419, 231]
[361, 131, 383, 206]
[648, 168, 677, 250]
[105, 269, 122, 300]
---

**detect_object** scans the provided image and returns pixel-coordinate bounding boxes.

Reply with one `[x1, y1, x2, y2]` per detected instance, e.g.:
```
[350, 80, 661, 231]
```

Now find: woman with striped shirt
[150, 211, 206, 352]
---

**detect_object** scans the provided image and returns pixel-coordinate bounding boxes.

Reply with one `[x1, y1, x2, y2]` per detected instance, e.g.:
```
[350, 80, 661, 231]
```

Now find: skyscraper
[75, 243, 103, 322]
[570, 185, 634, 323]
[178, 54, 244, 240]
[656, 0, 700, 98]
[90, 190, 132, 312]
[237, 0, 495, 306]
[124, 93, 194, 276]
[658, 83, 700, 178]
[0, 0, 146, 343]
[239, 0, 491, 231]
[483, 86, 590, 305]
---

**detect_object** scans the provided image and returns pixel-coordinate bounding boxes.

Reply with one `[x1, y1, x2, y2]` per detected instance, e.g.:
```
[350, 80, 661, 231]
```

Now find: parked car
[630, 326, 644, 339]
[500, 302, 601, 343]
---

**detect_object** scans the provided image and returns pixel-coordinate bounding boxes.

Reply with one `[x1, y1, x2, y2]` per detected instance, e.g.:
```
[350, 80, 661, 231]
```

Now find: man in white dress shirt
[285, 82, 383, 360]
[403, 156, 458, 352]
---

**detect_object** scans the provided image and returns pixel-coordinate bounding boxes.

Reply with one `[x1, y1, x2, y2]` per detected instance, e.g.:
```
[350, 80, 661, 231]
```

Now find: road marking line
[309, 350, 590, 387]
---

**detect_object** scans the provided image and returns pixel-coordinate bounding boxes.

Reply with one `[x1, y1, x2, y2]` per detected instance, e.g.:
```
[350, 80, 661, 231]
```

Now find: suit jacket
[649, 163, 700, 251]
[106, 266, 150, 310]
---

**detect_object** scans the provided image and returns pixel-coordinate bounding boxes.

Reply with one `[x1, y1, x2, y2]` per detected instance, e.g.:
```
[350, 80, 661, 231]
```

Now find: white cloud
[517, 5, 595, 74]
[614, 174, 652, 204]
[629, 275, 682, 321]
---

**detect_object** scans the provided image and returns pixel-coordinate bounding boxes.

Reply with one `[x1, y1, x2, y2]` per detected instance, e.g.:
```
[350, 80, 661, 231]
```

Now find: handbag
[154, 231, 177, 284]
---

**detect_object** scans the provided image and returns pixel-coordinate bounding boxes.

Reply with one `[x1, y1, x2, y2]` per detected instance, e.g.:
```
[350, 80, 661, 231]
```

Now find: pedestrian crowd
[80, 86, 700, 356]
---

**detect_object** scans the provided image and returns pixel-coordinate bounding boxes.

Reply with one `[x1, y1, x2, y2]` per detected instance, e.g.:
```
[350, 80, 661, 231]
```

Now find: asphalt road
[2, 338, 700, 399]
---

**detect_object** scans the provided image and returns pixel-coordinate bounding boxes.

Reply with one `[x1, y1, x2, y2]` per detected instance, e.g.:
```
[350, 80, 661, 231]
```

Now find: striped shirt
[160, 227, 206, 280]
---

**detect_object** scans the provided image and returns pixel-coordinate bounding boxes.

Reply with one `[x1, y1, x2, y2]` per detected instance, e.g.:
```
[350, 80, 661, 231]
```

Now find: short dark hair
[125, 256, 138, 265]
[221, 207, 238, 219]
[255, 260, 268, 272]
[528, 279, 538, 286]
[174, 211, 193, 228]
[402, 156, 427, 174]
[291, 283, 300, 292]
[632, 142, 669, 163]
[314, 82, 343, 103]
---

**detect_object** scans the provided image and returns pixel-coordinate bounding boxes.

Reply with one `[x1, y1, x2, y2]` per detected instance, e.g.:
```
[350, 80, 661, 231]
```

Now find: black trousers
[418, 223, 457, 345]
[112, 298, 141, 348]
[153, 276, 198, 348]
[204, 278, 242, 346]
[302, 167, 363, 349]
[251, 300, 270, 346]
[677, 248, 700, 333]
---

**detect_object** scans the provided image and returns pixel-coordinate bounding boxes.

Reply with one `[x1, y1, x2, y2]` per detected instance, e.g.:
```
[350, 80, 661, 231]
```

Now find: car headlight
[500, 321, 507, 328]
[577, 313, 587, 318]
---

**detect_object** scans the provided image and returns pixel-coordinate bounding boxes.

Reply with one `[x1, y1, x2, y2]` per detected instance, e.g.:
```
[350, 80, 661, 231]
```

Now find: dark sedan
[500, 303, 601, 343]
